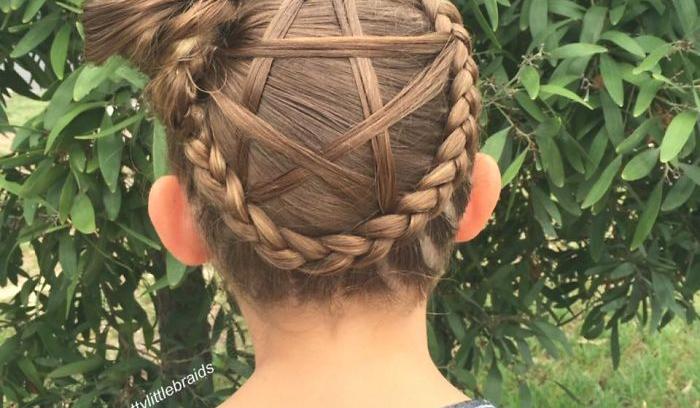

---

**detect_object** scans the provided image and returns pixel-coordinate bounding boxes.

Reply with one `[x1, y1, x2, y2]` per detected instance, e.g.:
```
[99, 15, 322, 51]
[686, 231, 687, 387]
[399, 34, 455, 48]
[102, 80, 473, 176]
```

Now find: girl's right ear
[455, 153, 501, 243]
[148, 176, 209, 266]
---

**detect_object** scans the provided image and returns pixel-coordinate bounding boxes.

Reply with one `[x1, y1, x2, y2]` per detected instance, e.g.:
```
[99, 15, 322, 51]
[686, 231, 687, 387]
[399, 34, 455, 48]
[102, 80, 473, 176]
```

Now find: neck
[244, 296, 433, 371]
[226, 294, 468, 408]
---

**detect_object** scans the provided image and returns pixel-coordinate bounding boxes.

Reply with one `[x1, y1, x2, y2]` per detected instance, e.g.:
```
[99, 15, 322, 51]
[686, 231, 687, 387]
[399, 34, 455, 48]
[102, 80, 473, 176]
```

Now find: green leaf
[633, 43, 673, 75]
[550, 43, 608, 59]
[45, 67, 82, 130]
[633, 81, 663, 117]
[103, 187, 122, 221]
[153, 121, 169, 180]
[540, 84, 592, 109]
[45, 102, 106, 153]
[0, 337, 20, 366]
[58, 176, 77, 223]
[50, 24, 71, 80]
[659, 111, 698, 163]
[97, 115, 124, 193]
[68, 143, 87, 174]
[75, 113, 144, 140]
[616, 118, 656, 155]
[585, 128, 609, 179]
[651, 272, 678, 319]
[115, 64, 149, 89]
[10, 13, 60, 58]
[534, 320, 571, 354]
[519, 65, 540, 99]
[58, 236, 78, 278]
[47, 357, 103, 378]
[17, 358, 43, 391]
[661, 175, 695, 211]
[501, 149, 528, 187]
[536, 131, 565, 187]
[600, 91, 624, 145]
[600, 31, 646, 58]
[580, 6, 607, 44]
[515, 91, 546, 121]
[610, 262, 636, 279]
[582, 156, 622, 209]
[22, 0, 48, 22]
[19, 160, 64, 198]
[611, 320, 620, 370]
[484, 0, 499, 29]
[600, 54, 624, 107]
[621, 148, 659, 181]
[529, 0, 548, 39]
[73, 58, 122, 101]
[70, 193, 96, 234]
[630, 181, 663, 250]
[672, 0, 698, 36]
[481, 127, 510, 162]
[116, 222, 162, 250]
[166, 252, 188, 288]
[466, 0, 502, 49]
[678, 163, 700, 185]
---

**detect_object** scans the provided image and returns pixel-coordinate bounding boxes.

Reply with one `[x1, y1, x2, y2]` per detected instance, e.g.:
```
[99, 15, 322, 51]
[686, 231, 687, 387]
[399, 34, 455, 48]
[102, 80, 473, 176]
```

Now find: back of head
[84, 0, 480, 304]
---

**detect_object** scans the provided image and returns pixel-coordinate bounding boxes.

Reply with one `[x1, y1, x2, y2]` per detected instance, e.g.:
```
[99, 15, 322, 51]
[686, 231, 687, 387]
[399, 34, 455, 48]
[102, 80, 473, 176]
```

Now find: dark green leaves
[10, 12, 60, 58]
[659, 111, 697, 163]
[600, 31, 645, 58]
[550, 43, 607, 59]
[582, 156, 622, 208]
[50, 24, 71, 79]
[22, 0, 49, 23]
[519, 65, 540, 99]
[70, 193, 96, 234]
[536, 121, 565, 188]
[96, 115, 124, 192]
[45, 102, 107, 153]
[529, 0, 548, 39]
[661, 176, 695, 211]
[630, 181, 663, 250]
[633, 43, 673, 75]
[599, 55, 624, 107]
[47, 357, 103, 379]
[621, 148, 659, 181]
[73, 57, 123, 101]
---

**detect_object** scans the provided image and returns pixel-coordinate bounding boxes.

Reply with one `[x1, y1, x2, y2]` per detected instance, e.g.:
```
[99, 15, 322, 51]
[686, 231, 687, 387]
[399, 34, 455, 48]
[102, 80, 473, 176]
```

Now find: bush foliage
[0, 0, 698, 406]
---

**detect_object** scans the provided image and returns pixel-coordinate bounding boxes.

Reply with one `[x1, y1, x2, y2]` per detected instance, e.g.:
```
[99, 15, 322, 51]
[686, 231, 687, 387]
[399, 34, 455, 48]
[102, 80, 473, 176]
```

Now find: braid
[176, 0, 479, 275]
[85, 0, 481, 280]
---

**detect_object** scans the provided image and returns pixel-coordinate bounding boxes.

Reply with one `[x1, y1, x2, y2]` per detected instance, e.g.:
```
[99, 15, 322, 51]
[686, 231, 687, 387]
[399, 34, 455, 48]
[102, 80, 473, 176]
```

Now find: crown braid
[85, 0, 481, 287]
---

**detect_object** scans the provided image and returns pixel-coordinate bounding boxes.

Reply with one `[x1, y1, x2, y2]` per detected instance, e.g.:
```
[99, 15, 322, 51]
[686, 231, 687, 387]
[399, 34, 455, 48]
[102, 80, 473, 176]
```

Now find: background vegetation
[0, 0, 698, 406]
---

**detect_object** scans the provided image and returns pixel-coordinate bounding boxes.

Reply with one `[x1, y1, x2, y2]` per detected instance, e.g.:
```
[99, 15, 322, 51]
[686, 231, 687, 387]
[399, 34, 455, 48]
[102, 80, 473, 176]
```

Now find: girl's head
[84, 0, 499, 306]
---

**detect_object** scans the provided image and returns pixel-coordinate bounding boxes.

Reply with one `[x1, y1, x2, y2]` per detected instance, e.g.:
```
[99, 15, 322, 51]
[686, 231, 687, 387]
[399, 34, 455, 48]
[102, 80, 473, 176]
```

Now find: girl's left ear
[455, 153, 502, 243]
[148, 176, 209, 266]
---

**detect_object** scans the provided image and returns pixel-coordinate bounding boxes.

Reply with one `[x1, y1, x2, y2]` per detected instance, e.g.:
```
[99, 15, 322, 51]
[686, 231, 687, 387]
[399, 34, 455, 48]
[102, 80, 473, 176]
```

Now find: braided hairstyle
[84, 0, 481, 303]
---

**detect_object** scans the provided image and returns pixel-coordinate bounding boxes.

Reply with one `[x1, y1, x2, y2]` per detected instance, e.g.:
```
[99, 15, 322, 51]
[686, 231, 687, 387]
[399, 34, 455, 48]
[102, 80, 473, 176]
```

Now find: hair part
[84, 0, 480, 305]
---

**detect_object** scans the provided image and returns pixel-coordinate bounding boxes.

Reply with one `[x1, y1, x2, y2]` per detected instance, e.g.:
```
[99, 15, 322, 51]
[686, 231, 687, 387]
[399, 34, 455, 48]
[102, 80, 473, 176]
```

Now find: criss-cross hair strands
[84, 0, 480, 301]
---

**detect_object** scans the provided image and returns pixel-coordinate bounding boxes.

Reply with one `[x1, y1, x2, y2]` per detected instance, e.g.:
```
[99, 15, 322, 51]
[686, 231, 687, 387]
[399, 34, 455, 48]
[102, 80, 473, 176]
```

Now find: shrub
[0, 0, 698, 406]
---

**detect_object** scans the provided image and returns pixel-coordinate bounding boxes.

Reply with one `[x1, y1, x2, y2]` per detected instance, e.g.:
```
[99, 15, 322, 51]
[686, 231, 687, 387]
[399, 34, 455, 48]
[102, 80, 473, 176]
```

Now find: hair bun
[84, 0, 238, 75]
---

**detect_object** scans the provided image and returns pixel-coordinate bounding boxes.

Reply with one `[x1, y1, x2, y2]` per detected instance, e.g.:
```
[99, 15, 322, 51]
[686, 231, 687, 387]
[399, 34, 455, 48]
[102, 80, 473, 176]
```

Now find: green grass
[497, 318, 700, 407]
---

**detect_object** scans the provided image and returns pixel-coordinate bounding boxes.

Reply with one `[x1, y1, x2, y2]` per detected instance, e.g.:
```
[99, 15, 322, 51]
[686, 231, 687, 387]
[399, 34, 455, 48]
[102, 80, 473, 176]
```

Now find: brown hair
[83, 0, 481, 304]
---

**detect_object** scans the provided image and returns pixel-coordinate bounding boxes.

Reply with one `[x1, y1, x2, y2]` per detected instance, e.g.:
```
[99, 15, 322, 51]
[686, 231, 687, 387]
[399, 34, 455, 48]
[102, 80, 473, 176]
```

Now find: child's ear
[455, 153, 502, 243]
[148, 176, 209, 266]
